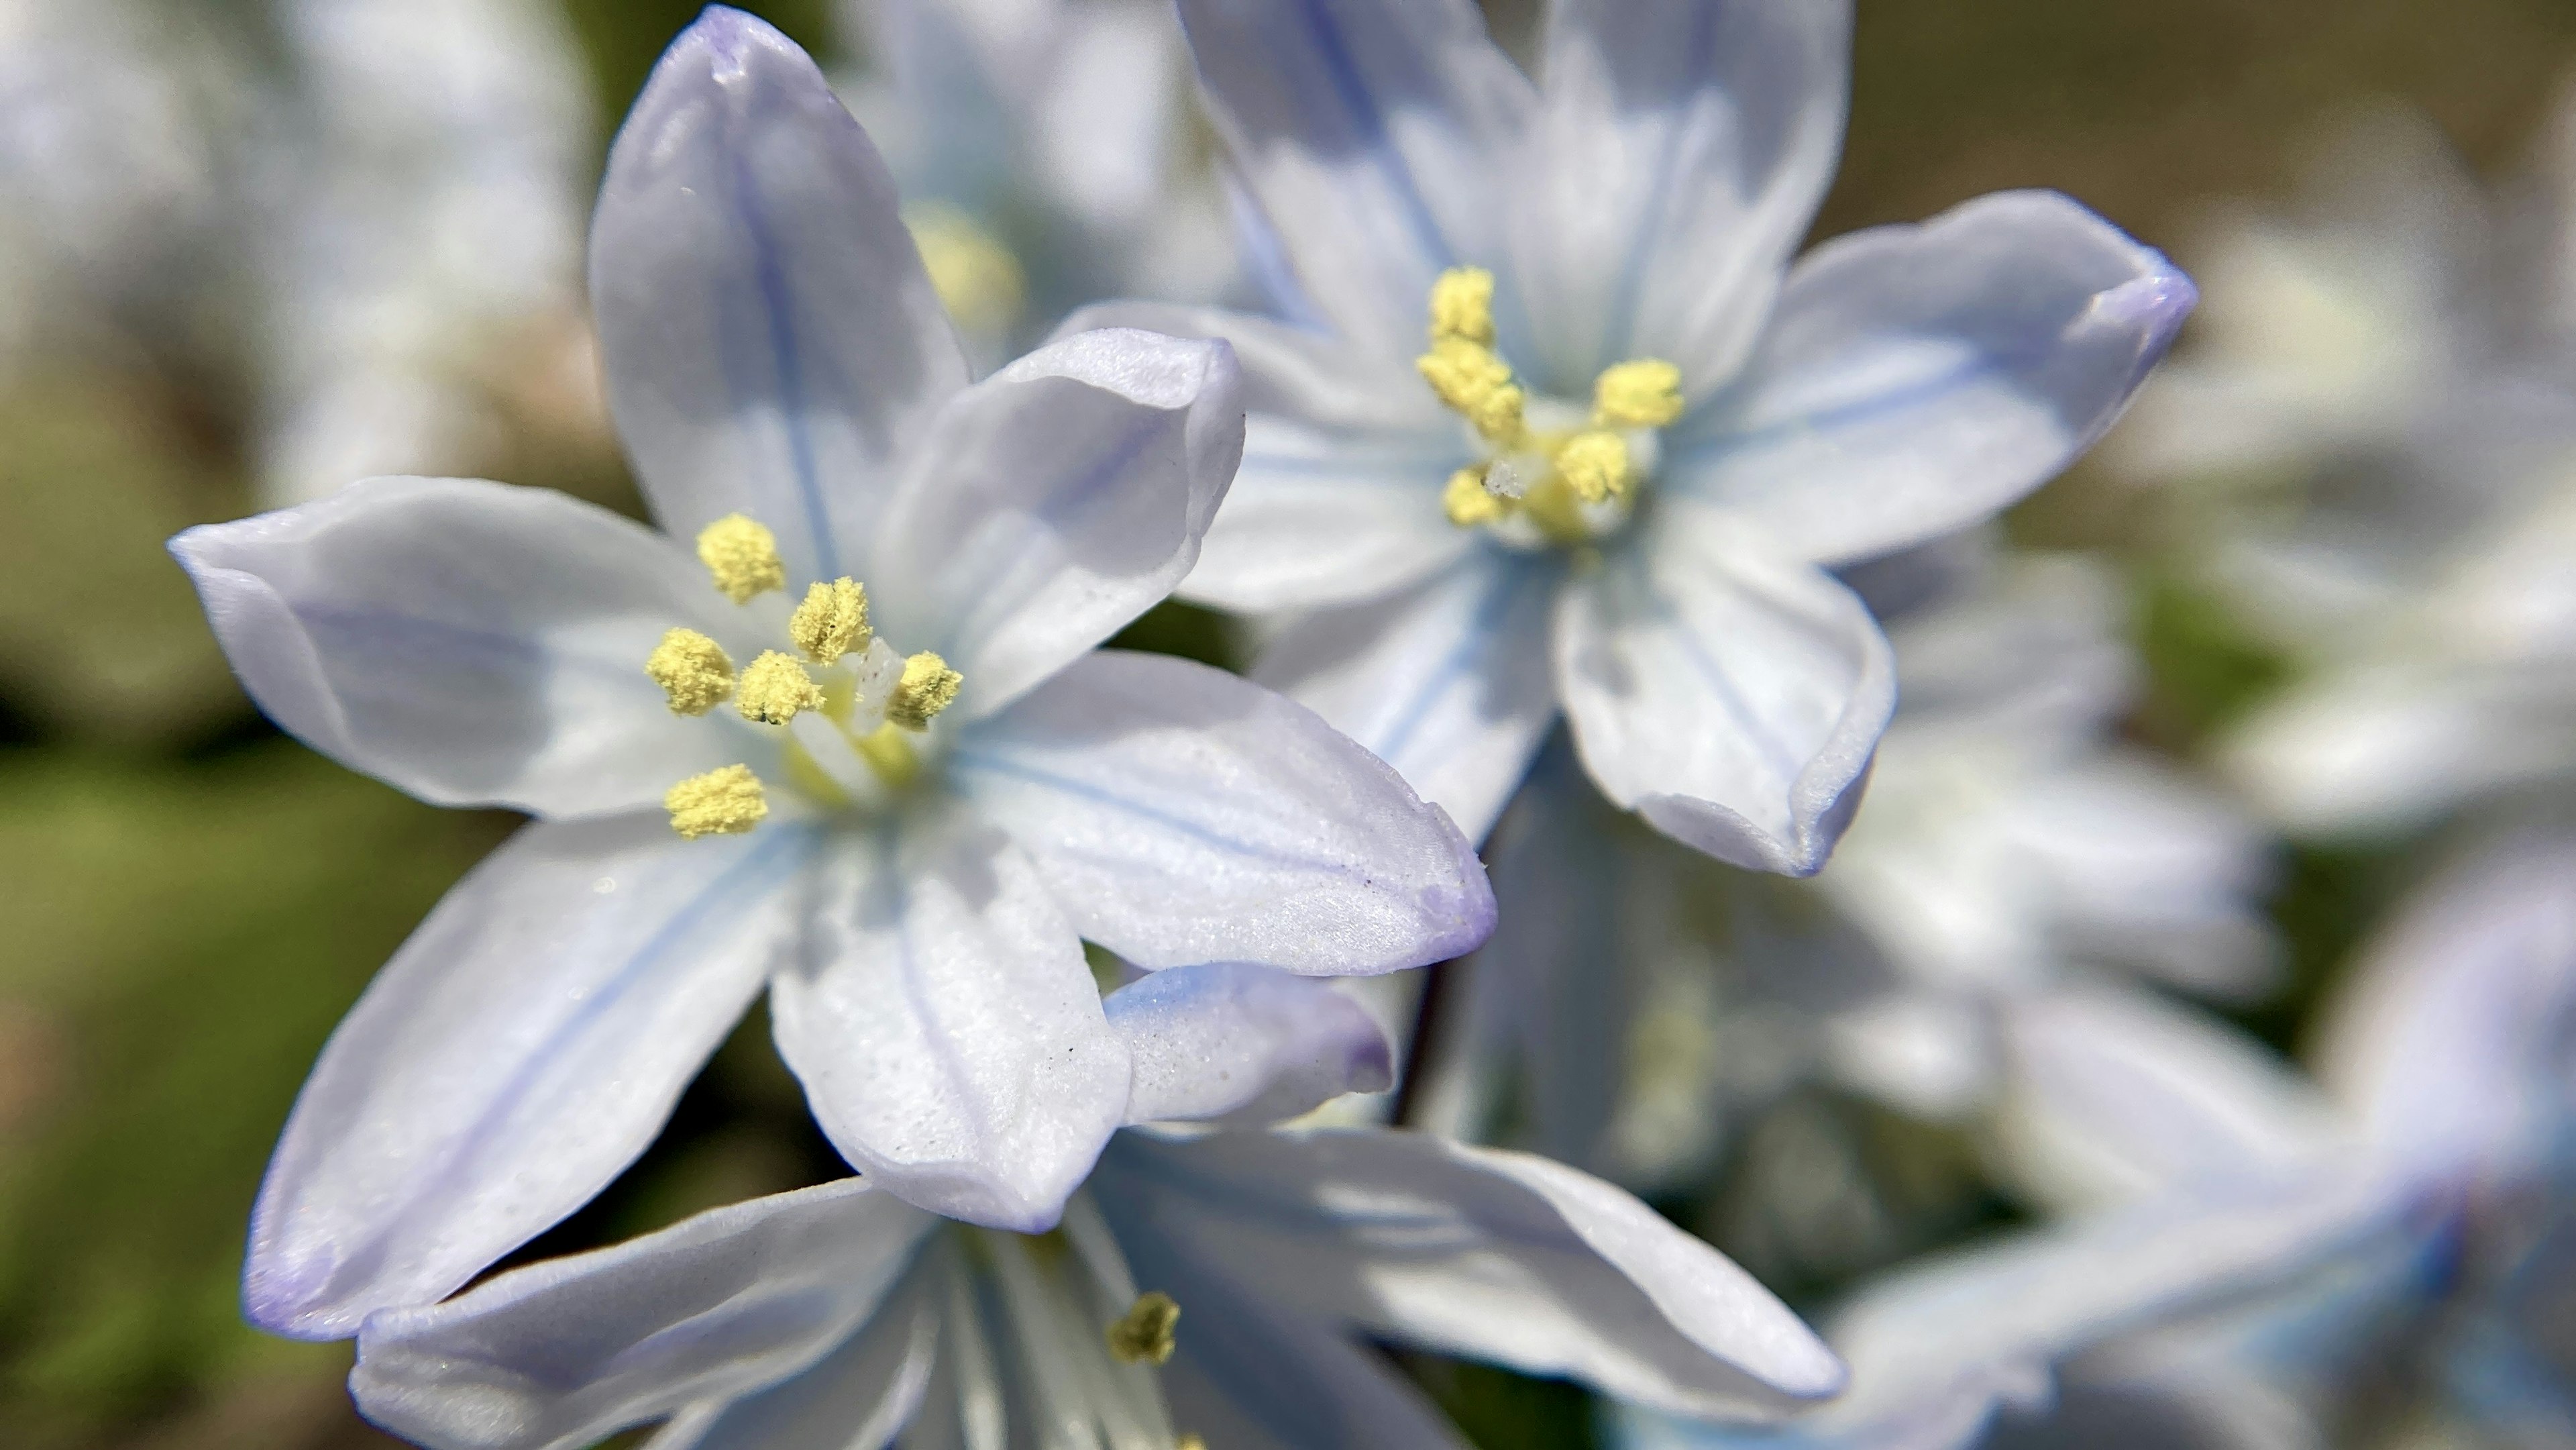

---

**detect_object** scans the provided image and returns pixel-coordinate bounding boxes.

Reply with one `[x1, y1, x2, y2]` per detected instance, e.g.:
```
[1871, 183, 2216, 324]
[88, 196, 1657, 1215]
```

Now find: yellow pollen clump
[1442, 465, 1507, 526]
[696, 514, 787, 604]
[904, 201, 1027, 340]
[1427, 265, 1496, 346]
[735, 650, 825, 725]
[1417, 338, 1523, 443]
[1106, 1291, 1181, 1365]
[1593, 358, 1686, 429]
[887, 652, 963, 730]
[789, 577, 870, 663]
[1177, 1439, 1206, 1450]
[644, 628, 735, 715]
[665, 765, 766, 839]
[1556, 429, 1632, 505]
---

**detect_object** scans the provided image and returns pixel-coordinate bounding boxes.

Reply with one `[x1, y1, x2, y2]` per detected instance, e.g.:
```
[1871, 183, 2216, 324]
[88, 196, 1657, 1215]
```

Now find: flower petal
[1668, 191, 2196, 566]
[953, 650, 1495, 976]
[1514, 0, 1851, 391]
[1556, 513, 1895, 875]
[246, 813, 824, 1339]
[654, 1251, 945, 1450]
[1102, 1128, 1846, 1420]
[767, 812, 1130, 1231]
[865, 328, 1246, 718]
[592, 7, 968, 582]
[1173, 0, 1535, 360]
[171, 477, 773, 819]
[350, 1180, 936, 1450]
[1106, 964, 1395, 1127]
[1256, 555, 1562, 847]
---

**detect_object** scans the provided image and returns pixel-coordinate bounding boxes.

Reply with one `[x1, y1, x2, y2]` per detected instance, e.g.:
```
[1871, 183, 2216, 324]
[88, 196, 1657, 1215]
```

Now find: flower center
[647, 513, 963, 839]
[1414, 266, 1686, 548]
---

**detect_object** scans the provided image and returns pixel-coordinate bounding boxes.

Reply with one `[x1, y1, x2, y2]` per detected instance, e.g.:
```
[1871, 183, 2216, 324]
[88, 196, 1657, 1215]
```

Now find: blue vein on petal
[945, 751, 1370, 878]
[1285, 0, 1456, 273]
[1371, 557, 1544, 769]
[875, 824, 998, 1145]
[1664, 349, 2002, 484]
[322, 822, 819, 1300]
[938, 413, 1165, 666]
[1613, 552, 1807, 787]
[1597, 1, 1722, 369]
[729, 146, 842, 580]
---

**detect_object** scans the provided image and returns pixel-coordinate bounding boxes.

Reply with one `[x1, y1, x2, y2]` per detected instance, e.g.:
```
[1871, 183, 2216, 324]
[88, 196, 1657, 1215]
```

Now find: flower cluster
[157, 3, 2576, 1449]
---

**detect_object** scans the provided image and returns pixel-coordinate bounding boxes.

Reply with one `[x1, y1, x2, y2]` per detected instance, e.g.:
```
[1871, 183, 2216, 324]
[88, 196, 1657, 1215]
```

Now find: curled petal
[1106, 964, 1395, 1126]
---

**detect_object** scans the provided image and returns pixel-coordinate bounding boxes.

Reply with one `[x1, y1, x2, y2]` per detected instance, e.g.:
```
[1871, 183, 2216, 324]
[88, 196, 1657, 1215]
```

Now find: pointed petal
[1670, 191, 2195, 566]
[1515, 0, 1850, 389]
[246, 814, 824, 1339]
[768, 814, 1130, 1231]
[1057, 299, 1472, 613]
[1256, 556, 1562, 847]
[350, 1180, 936, 1450]
[1105, 1129, 1845, 1419]
[171, 478, 775, 819]
[1106, 964, 1395, 1127]
[865, 329, 1246, 718]
[1556, 515, 1896, 875]
[953, 651, 1494, 976]
[1174, 0, 1535, 359]
[592, 7, 967, 581]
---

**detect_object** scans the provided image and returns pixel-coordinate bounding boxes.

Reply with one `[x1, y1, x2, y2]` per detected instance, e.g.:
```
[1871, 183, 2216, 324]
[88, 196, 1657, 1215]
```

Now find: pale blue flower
[343, 969, 1845, 1450]
[172, 9, 1491, 1342]
[1073, 0, 2194, 875]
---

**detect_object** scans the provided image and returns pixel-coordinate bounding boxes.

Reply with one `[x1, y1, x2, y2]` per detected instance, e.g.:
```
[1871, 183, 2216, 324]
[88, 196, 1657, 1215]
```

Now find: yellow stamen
[789, 578, 870, 663]
[904, 201, 1027, 340]
[736, 650, 824, 725]
[665, 765, 766, 839]
[855, 721, 921, 787]
[1416, 338, 1523, 443]
[644, 628, 734, 715]
[886, 652, 962, 730]
[1178, 1438, 1206, 1450]
[1442, 465, 1509, 527]
[1106, 1291, 1180, 1365]
[1556, 429, 1631, 505]
[696, 514, 787, 604]
[1427, 265, 1496, 346]
[1593, 358, 1686, 429]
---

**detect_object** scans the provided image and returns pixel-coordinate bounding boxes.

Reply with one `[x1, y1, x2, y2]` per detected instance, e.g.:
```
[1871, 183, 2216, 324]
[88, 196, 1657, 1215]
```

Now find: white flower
[173, 9, 1491, 1342]
[1422, 556, 2275, 1189]
[344, 972, 1844, 1450]
[835, 0, 1242, 365]
[1072, 0, 2193, 874]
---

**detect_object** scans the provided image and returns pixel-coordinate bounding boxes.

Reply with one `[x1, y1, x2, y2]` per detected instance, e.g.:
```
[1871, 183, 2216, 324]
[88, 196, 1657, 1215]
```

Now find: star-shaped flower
[173, 8, 1491, 1341]
[1075, 0, 2195, 874]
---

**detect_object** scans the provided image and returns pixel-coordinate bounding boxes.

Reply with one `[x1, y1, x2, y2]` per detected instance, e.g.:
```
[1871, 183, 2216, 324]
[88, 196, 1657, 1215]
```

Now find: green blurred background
[3, 1, 2572, 1446]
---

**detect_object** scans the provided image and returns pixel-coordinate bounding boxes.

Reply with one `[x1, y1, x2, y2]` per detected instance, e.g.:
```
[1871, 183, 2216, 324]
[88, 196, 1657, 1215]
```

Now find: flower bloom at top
[172, 8, 1492, 1342]
[1073, 0, 2196, 874]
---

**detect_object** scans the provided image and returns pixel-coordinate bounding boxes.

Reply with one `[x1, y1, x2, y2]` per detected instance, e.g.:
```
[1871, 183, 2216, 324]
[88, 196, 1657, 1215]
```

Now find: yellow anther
[1442, 465, 1509, 527]
[696, 514, 787, 604]
[789, 578, 870, 664]
[1427, 266, 1496, 346]
[644, 628, 735, 716]
[1416, 338, 1523, 444]
[735, 650, 825, 725]
[1593, 358, 1686, 429]
[904, 201, 1027, 340]
[1177, 1438, 1206, 1450]
[665, 764, 766, 839]
[1556, 429, 1632, 505]
[886, 652, 963, 730]
[1106, 1291, 1181, 1365]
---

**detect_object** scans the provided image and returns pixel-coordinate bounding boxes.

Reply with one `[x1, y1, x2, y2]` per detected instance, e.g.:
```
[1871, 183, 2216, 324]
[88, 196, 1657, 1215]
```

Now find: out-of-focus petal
[171, 477, 773, 819]
[1669, 191, 2194, 566]
[1106, 964, 1395, 1126]
[1256, 554, 1562, 847]
[953, 650, 1494, 976]
[866, 328, 1244, 718]
[1104, 1129, 1846, 1420]
[1515, 0, 1849, 393]
[1173, 0, 1535, 360]
[351, 1180, 936, 1450]
[768, 812, 1128, 1231]
[1556, 511, 1894, 875]
[246, 813, 822, 1339]
[592, 7, 967, 582]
